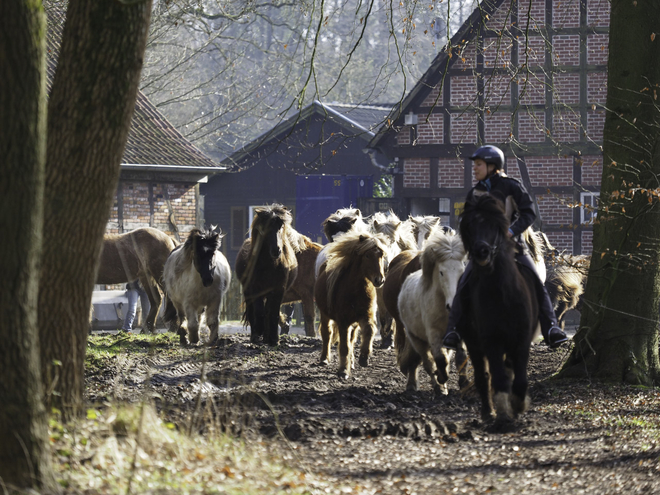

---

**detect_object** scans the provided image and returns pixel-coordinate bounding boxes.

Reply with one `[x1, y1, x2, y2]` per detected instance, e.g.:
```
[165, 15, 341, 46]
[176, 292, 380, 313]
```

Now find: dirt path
[86, 330, 660, 494]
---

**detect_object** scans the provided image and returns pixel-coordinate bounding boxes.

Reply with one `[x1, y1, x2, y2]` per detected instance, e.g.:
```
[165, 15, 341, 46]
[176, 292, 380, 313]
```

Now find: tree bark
[40, 0, 151, 417]
[0, 0, 56, 490]
[560, 0, 660, 384]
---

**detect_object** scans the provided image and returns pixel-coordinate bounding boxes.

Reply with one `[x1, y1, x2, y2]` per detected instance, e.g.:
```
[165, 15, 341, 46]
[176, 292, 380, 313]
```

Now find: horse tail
[395, 325, 421, 376]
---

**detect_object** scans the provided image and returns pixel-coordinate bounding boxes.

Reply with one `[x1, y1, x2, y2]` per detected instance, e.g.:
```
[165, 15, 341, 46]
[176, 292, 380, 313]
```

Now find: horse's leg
[279, 303, 294, 335]
[319, 313, 332, 365]
[302, 298, 317, 337]
[140, 276, 160, 334]
[397, 330, 423, 392]
[379, 315, 394, 349]
[357, 317, 376, 367]
[186, 306, 200, 345]
[510, 348, 532, 416]
[487, 349, 514, 422]
[265, 291, 285, 346]
[206, 303, 221, 344]
[455, 341, 471, 392]
[470, 351, 494, 421]
[337, 323, 352, 379]
[247, 296, 264, 344]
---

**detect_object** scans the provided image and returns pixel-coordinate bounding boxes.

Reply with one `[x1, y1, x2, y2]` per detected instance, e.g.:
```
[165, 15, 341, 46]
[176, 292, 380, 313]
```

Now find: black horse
[235, 204, 306, 346]
[457, 194, 539, 423]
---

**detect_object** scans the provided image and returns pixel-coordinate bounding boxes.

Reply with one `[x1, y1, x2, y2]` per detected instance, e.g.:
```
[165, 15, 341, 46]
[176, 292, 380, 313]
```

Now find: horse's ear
[359, 234, 367, 243]
[373, 220, 379, 229]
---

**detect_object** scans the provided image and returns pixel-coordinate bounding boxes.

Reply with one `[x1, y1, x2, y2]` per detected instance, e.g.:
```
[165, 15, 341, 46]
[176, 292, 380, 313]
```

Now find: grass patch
[51, 403, 344, 494]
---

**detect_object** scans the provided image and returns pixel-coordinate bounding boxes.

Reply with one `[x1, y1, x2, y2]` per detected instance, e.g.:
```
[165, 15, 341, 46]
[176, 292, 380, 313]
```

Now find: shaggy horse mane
[323, 231, 387, 304]
[172, 227, 223, 278]
[420, 229, 466, 289]
[250, 204, 307, 267]
[322, 207, 368, 241]
[371, 210, 417, 251]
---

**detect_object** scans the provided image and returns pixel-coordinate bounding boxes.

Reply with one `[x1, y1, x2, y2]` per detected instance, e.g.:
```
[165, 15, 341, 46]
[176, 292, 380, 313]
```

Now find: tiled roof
[45, 2, 221, 172]
[222, 100, 392, 168]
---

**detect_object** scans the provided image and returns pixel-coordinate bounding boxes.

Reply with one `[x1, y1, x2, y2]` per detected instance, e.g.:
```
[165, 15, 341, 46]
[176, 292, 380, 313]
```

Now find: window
[580, 192, 599, 225]
[438, 197, 451, 227]
[230, 206, 246, 250]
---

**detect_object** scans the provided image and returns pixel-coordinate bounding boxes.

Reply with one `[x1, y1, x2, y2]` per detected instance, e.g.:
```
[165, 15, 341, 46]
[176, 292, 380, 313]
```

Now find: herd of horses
[96, 198, 589, 423]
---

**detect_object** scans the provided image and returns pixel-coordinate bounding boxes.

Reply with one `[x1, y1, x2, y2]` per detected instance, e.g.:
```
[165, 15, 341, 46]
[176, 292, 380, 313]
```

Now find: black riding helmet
[469, 145, 505, 171]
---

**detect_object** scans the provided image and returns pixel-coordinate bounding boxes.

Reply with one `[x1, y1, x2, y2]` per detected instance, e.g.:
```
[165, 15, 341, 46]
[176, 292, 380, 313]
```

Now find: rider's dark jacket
[467, 172, 536, 238]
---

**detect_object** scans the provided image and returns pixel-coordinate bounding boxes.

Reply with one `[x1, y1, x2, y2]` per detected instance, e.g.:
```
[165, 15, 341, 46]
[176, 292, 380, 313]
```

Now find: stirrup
[443, 331, 461, 350]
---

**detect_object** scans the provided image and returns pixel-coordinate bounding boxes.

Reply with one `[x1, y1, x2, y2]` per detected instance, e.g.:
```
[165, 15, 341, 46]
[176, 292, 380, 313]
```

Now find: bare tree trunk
[0, 0, 55, 490]
[560, 0, 660, 384]
[39, 0, 151, 418]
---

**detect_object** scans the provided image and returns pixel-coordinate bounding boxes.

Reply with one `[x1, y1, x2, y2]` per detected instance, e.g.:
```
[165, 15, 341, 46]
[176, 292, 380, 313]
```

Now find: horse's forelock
[460, 195, 509, 250]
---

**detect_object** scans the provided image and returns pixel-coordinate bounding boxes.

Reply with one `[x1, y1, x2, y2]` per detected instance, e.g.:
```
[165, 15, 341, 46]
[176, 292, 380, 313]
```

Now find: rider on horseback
[442, 145, 569, 350]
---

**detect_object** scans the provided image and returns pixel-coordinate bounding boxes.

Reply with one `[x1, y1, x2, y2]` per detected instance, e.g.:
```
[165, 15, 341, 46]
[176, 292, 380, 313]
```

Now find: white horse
[163, 227, 231, 345]
[396, 229, 467, 394]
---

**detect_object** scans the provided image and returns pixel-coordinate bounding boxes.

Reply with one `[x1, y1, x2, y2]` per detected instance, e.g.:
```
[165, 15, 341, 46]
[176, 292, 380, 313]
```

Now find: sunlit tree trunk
[0, 0, 56, 490]
[39, 0, 151, 418]
[560, 0, 660, 384]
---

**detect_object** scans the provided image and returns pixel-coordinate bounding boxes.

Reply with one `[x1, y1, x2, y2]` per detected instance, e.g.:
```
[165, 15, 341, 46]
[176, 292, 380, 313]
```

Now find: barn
[201, 100, 395, 265]
[368, 0, 609, 255]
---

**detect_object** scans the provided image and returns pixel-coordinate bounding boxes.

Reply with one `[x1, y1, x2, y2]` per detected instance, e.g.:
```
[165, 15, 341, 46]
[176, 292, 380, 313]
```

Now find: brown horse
[96, 227, 177, 333]
[315, 231, 388, 379]
[280, 236, 322, 337]
[235, 204, 307, 346]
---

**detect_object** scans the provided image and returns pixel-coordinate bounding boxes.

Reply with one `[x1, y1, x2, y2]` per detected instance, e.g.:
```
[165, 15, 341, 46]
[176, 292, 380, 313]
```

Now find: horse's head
[358, 234, 387, 288]
[252, 204, 293, 260]
[459, 194, 511, 270]
[189, 227, 223, 287]
[421, 230, 467, 310]
[322, 207, 366, 242]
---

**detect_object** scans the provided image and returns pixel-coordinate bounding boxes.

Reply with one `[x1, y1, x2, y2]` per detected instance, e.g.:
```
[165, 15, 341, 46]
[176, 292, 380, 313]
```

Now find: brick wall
[581, 231, 594, 254]
[517, 36, 546, 67]
[546, 231, 573, 252]
[451, 76, 478, 107]
[552, 110, 581, 142]
[437, 157, 465, 188]
[417, 113, 444, 144]
[526, 155, 574, 187]
[484, 73, 512, 106]
[482, 37, 513, 68]
[518, 73, 546, 105]
[403, 158, 431, 188]
[536, 193, 574, 224]
[553, 72, 580, 105]
[485, 111, 512, 142]
[553, 0, 580, 28]
[397, 127, 411, 145]
[586, 109, 605, 142]
[518, 0, 545, 28]
[518, 111, 546, 143]
[552, 35, 580, 65]
[106, 181, 198, 240]
[505, 157, 522, 181]
[587, 34, 609, 65]
[587, 72, 608, 104]
[453, 43, 476, 69]
[587, 0, 610, 27]
[580, 155, 603, 186]
[450, 112, 478, 144]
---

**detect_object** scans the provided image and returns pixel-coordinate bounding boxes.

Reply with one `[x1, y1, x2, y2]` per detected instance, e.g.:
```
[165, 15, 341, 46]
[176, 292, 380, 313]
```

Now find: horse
[369, 210, 417, 348]
[396, 229, 467, 395]
[235, 204, 307, 346]
[280, 235, 322, 337]
[457, 194, 540, 423]
[322, 207, 369, 242]
[96, 227, 177, 333]
[162, 227, 231, 345]
[315, 207, 370, 278]
[407, 215, 444, 249]
[545, 252, 590, 329]
[315, 231, 388, 379]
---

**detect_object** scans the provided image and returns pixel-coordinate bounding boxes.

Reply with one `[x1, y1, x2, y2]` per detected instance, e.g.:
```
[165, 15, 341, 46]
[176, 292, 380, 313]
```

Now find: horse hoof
[358, 355, 369, 367]
[320, 358, 330, 366]
[380, 337, 393, 349]
[337, 371, 350, 380]
[179, 336, 188, 346]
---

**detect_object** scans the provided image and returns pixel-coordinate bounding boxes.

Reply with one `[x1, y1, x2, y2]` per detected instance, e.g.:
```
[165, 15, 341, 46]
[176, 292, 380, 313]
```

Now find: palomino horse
[163, 227, 231, 345]
[315, 232, 388, 379]
[236, 204, 307, 346]
[96, 227, 177, 333]
[458, 194, 539, 422]
[280, 235, 322, 337]
[545, 252, 590, 330]
[396, 229, 467, 395]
